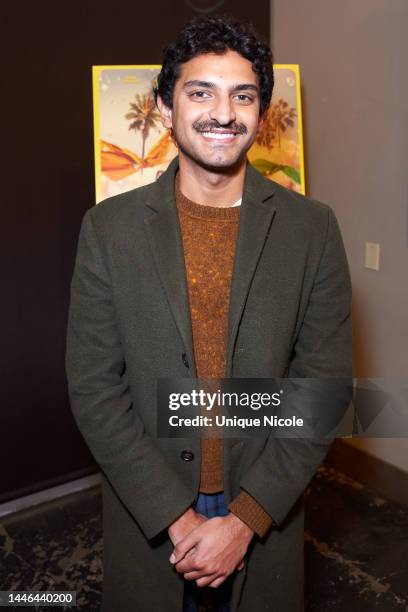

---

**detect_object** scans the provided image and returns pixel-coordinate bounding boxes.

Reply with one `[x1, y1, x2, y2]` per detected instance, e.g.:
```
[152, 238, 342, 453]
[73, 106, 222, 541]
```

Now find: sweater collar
[174, 172, 241, 221]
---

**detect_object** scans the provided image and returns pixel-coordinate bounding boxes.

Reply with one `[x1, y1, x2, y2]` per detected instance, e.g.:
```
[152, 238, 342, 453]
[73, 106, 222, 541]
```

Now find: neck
[177, 154, 246, 208]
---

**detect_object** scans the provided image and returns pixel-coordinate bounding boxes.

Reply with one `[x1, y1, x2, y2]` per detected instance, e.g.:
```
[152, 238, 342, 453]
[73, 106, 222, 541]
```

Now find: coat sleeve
[65, 209, 195, 541]
[230, 205, 353, 530]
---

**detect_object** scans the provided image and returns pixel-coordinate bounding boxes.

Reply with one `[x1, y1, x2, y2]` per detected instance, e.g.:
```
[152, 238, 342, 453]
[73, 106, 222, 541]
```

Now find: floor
[0, 464, 407, 611]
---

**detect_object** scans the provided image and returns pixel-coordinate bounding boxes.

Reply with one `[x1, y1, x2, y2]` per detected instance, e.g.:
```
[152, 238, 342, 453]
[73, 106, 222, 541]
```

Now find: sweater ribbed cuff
[228, 490, 274, 538]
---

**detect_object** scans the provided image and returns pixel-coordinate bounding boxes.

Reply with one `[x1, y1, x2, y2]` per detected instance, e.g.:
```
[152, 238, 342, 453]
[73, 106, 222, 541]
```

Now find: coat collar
[143, 156, 277, 377]
[144, 155, 276, 213]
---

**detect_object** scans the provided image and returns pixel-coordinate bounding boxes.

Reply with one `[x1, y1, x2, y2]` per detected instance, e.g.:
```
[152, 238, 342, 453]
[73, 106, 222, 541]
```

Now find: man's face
[158, 50, 261, 172]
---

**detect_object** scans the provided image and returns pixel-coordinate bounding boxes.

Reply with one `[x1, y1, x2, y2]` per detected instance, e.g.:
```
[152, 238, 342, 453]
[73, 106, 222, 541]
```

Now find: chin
[206, 157, 246, 173]
[189, 150, 248, 174]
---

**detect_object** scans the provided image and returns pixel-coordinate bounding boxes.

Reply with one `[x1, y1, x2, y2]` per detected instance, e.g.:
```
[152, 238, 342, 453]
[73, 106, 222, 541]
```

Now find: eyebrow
[183, 80, 259, 93]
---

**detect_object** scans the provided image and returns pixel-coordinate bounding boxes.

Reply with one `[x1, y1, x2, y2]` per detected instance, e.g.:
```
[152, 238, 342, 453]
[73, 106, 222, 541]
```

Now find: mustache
[193, 120, 247, 135]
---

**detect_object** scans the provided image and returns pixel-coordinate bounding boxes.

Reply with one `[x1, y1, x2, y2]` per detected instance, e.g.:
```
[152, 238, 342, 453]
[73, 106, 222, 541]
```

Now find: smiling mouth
[199, 131, 239, 140]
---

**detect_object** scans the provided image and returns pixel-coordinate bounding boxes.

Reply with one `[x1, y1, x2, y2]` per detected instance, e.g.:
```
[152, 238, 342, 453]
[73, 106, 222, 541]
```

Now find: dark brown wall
[0, 1, 270, 502]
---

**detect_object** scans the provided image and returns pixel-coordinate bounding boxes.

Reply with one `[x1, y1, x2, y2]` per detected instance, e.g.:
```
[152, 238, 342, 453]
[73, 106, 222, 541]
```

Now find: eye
[189, 91, 211, 99]
[234, 94, 253, 103]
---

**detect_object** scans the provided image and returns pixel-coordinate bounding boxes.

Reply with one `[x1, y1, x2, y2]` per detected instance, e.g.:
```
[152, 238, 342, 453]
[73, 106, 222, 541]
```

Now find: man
[66, 16, 352, 612]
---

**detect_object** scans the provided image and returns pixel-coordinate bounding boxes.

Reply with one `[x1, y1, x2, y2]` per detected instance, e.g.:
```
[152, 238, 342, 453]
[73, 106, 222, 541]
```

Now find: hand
[168, 507, 207, 546]
[169, 513, 254, 588]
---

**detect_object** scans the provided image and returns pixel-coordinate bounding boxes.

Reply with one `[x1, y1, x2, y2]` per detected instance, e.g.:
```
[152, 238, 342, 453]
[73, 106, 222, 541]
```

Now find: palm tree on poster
[271, 98, 296, 149]
[125, 93, 161, 171]
[256, 99, 296, 150]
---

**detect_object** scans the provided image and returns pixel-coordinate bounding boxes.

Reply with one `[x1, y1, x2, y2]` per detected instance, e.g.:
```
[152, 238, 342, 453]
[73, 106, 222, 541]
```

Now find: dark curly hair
[154, 16, 273, 116]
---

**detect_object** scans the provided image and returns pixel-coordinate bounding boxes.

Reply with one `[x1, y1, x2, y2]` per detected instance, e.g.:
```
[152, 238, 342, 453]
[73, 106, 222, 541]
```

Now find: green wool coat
[65, 156, 352, 611]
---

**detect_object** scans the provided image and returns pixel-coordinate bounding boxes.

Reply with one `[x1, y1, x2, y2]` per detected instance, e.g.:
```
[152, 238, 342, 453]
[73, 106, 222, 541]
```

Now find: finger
[175, 550, 202, 574]
[183, 569, 215, 581]
[177, 547, 196, 568]
[170, 532, 200, 564]
[200, 574, 227, 588]
[196, 573, 222, 588]
[172, 545, 197, 570]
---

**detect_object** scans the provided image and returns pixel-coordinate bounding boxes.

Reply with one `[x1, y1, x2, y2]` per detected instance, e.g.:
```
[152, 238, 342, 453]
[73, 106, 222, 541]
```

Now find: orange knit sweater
[175, 176, 273, 538]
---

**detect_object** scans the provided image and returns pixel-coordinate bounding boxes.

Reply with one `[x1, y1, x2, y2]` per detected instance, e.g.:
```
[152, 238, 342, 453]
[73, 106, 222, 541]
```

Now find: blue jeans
[182, 492, 234, 612]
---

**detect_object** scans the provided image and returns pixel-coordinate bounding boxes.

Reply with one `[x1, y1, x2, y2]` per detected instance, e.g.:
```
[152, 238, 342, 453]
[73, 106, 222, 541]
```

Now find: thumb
[169, 530, 199, 564]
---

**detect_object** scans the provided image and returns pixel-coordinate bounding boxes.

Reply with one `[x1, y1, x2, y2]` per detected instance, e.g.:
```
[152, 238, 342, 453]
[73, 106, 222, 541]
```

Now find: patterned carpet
[0, 464, 407, 611]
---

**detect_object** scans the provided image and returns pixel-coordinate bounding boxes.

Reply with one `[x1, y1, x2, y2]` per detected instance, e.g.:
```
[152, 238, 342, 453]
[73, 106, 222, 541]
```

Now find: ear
[156, 94, 173, 129]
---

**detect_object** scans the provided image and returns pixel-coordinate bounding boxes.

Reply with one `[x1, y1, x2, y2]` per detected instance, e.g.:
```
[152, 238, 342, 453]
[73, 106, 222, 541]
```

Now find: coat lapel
[225, 163, 277, 376]
[143, 157, 197, 377]
[143, 156, 277, 379]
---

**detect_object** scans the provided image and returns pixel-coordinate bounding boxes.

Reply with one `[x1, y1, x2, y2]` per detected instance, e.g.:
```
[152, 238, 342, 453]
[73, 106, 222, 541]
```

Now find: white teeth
[201, 131, 237, 139]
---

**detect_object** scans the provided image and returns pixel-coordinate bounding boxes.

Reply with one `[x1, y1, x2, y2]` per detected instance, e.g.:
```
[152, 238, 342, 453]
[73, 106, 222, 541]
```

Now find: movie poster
[92, 64, 305, 203]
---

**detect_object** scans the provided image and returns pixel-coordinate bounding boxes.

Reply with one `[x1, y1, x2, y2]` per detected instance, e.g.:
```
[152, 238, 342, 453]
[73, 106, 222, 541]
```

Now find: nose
[208, 94, 236, 126]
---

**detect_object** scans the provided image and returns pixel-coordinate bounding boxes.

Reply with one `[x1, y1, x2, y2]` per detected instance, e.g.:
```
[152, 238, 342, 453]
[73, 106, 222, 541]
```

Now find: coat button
[182, 353, 189, 368]
[181, 450, 194, 462]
